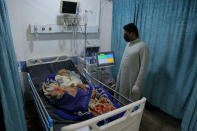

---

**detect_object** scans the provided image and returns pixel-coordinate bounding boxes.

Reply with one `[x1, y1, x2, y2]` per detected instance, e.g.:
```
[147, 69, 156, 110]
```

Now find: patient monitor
[96, 52, 115, 67]
[60, 0, 80, 15]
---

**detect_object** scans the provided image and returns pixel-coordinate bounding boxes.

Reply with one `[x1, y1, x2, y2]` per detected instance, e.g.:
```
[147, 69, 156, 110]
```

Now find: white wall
[7, 0, 112, 61]
[99, 0, 112, 51]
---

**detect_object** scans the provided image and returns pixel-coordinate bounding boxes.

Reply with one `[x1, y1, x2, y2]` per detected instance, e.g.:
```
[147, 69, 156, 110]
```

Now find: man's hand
[132, 85, 139, 94]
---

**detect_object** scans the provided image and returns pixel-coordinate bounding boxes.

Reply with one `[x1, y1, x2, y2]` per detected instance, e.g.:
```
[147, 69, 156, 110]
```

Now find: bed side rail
[61, 97, 146, 131]
[82, 68, 133, 105]
[26, 56, 74, 67]
[27, 73, 53, 131]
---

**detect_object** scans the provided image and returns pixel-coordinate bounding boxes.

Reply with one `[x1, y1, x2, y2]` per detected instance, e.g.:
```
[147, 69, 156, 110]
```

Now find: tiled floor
[140, 104, 182, 131]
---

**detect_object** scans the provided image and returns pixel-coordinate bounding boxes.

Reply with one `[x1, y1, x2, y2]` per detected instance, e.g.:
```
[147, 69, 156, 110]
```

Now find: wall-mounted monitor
[60, 0, 80, 15]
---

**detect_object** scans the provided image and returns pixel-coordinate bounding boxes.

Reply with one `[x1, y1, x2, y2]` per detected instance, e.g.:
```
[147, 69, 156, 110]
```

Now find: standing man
[116, 23, 149, 103]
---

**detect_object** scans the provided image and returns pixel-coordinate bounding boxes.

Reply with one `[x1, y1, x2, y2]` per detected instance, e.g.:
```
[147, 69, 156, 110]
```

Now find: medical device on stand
[95, 51, 116, 88]
[77, 45, 100, 84]
[80, 51, 116, 95]
[81, 9, 96, 68]
[78, 16, 116, 87]
[77, 8, 102, 84]
[79, 51, 116, 89]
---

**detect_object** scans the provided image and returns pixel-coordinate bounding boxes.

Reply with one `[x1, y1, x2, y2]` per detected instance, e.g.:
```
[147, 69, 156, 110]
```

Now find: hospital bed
[26, 56, 146, 131]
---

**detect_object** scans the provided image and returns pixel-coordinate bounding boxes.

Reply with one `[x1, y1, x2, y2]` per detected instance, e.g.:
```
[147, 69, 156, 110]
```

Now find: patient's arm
[76, 83, 87, 91]
[70, 83, 87, 91]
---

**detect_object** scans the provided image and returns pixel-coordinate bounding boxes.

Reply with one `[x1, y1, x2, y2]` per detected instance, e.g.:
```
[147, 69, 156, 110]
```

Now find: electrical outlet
[30, 24, 99, 34]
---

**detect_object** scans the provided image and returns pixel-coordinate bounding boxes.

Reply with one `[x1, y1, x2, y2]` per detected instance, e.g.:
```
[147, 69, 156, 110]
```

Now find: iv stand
[84, 10, 88, 69]
[84, 23, 87, 69]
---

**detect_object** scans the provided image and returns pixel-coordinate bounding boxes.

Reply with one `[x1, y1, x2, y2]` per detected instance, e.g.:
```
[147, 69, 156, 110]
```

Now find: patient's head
[58, 69, 68, 76]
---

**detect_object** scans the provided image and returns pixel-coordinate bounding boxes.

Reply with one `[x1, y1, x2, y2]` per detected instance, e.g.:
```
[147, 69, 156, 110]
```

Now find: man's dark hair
[123, 23, 139, 37]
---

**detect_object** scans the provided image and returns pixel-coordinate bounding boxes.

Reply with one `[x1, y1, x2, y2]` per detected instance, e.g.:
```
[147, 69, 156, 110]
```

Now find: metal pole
[84, 23, 87, 69]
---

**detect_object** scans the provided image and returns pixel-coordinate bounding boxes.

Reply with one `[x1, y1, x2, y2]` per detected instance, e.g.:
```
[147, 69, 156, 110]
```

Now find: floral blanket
[43, 73, 122, 121]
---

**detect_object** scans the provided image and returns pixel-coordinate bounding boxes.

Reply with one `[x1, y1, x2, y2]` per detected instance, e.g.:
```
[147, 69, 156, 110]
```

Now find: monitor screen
[96, 52, 115, 67]
[62, 1, 77, 14]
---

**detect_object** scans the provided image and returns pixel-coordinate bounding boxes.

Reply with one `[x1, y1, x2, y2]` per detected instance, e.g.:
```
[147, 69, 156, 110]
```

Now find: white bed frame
[26, 56, 146, 131]
[61, 98, 146, 131]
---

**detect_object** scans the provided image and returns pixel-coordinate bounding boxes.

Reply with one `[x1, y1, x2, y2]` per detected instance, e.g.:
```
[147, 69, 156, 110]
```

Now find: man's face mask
[124, 33, 130, 42]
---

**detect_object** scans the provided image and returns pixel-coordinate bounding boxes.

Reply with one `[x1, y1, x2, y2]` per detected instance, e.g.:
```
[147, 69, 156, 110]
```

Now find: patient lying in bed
[42, 69, 119, 120]
[42, 69, 88, 99]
